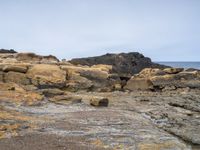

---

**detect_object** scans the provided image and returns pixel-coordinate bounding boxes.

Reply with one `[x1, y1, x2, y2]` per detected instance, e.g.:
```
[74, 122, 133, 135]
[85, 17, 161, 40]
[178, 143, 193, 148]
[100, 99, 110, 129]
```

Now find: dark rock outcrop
[0, 49, 17, 53]
[70, 52, 168, 77]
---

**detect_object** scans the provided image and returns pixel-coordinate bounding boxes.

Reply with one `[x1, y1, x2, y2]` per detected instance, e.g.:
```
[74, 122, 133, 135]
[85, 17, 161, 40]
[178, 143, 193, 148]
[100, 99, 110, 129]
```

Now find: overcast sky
[0, 0, 199, 61]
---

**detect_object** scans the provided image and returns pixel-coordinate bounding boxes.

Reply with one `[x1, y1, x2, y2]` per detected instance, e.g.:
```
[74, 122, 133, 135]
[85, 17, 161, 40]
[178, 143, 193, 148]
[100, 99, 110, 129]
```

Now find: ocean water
[156, 62, 200, 69]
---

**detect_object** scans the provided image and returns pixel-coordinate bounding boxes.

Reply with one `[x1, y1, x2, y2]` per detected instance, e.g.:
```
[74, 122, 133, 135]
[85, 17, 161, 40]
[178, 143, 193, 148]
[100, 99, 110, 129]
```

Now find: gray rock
[0, 49, 17, 53]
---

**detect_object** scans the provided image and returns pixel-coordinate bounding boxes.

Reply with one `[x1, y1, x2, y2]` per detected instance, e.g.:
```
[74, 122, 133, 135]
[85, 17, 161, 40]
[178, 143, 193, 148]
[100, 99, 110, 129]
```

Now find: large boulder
[70, 52, 168, 77]
[65, 72, 93, 91]
[90, 96, 109, 107]
[27, 64, 66, 88]
[124, 77, 153, 91]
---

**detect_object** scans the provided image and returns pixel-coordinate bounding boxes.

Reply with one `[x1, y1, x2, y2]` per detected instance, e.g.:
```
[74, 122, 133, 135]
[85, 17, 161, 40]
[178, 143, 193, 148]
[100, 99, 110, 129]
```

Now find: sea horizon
[156, 61, 200, 69]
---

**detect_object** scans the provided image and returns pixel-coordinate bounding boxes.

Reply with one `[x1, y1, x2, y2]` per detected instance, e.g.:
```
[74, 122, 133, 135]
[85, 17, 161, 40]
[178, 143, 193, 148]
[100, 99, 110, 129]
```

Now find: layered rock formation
[125, 68, 200, 91]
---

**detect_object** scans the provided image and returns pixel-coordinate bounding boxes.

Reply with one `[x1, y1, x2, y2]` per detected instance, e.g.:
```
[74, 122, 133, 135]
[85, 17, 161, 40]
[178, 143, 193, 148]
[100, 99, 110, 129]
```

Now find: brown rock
[62, 65, 114, 91]
[40, 88, 65, 97]
[138, 68, 166, 78]
[2, 65, 28, 73]
[90, 97, 109, 107]
[124, 77, 153, 91]
[27, 64, 66, 88]
[91, 64, 112, 73]
[113, 83, 122, 91]
[163, 68, 184, 74]
[16, 53, 41, 62]
[50, 95, 82, 105]
[65, 73, 93, 91]
[4, 71, 31, 85]
[0, 83, 44, 106]
[0, 64, 4, 71]
[15, 53, 59, 63]
[2, 58, 18, 63]
[79, 69, 109, 82]
[61, 65, 109, 80]
[0, 71, 4, 82]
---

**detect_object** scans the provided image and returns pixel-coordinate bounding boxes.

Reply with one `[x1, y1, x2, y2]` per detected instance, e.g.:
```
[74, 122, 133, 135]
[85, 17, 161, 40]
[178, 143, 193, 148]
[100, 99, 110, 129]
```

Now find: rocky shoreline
[0, 50, 200, 150]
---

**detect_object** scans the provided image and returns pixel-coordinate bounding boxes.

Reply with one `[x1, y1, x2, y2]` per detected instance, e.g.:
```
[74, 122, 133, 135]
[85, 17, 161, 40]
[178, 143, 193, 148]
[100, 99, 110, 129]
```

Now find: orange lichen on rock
[0, 91, 44, 105]
[0, 83, 44, 105]
[0, 107, 33, 139]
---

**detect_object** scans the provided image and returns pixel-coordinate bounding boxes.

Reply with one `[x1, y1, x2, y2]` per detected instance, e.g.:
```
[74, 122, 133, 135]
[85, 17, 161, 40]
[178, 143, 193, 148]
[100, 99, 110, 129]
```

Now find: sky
[0, 0, 200, 61]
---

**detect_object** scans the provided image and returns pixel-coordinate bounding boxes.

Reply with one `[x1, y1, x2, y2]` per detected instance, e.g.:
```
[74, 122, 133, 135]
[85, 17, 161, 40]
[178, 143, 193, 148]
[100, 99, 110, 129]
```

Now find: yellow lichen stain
[0, 91, 43, 106]
[91, 139, 105, 147]
[138, 141, 183, 150]
[0, 124, 20, 139]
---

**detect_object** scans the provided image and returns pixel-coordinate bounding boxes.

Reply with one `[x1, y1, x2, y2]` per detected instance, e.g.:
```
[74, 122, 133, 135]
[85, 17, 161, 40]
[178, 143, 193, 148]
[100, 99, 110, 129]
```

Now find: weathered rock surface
[1, 90, 199, 149]
[70, 52, 168, 77]
[65, 72, 93, 91]
[0, 82, 44, 106]
[1, 51, 200, 149]
[27, 64, 66, 88]
[4, 71, 31, 85]
[62, 64, 119, 91]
